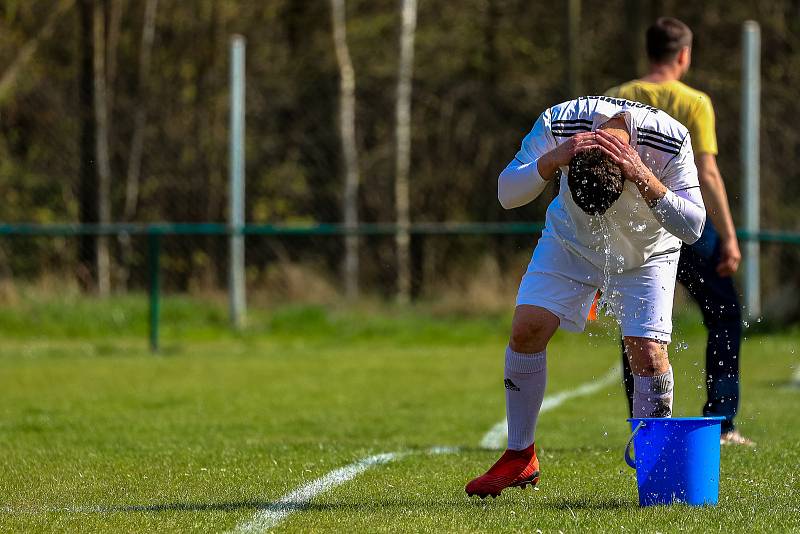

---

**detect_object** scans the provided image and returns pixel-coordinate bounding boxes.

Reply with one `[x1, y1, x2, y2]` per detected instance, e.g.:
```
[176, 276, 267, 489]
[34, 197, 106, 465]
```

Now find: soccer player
[465, 95, 706, 498]
[606, 17, 752, 446]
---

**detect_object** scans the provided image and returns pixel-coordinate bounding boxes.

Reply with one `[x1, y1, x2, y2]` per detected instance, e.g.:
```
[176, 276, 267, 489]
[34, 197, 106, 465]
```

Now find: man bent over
[465, 95, 706, 498]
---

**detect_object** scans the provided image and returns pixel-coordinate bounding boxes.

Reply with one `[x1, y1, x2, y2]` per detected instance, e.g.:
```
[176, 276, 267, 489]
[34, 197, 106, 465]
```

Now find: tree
[330, 0, 361, 299]
[77, 0, 98, 291]
[0, 0, 75, 105]
[92, 0, 113, 295]
[120, 0, 158, 287]
[394, 0, 418, 303]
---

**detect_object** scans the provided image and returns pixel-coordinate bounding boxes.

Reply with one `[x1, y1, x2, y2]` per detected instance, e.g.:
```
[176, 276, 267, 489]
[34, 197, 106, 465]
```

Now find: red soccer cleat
[465, 443, 540, 498]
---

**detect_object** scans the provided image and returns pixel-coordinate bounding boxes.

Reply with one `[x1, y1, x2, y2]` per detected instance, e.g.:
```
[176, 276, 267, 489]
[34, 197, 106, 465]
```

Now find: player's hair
[646, 17, 693, 64]
[567, 149, 625, 216]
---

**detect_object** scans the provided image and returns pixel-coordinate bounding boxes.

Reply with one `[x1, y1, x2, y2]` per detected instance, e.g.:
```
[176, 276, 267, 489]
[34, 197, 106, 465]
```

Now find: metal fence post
[229, 35, 247, 329]
[742, 21, 761, 320]
[147, 230, 161, 352]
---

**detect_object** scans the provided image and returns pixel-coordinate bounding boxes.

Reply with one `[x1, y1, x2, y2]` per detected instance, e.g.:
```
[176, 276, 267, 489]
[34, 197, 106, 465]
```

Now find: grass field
[1, 295, 798, 532]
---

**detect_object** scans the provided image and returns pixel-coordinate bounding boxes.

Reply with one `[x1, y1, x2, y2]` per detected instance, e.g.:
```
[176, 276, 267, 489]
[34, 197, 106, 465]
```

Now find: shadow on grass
[84, 494, 634, 515]
[93, 499, 463, 514]
[81, 500, 300, 513]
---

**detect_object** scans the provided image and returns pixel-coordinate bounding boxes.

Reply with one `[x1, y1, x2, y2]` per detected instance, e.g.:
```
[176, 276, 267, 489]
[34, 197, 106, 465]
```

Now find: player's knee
[509, 307, 558, 353]
[626, 337, 669, 376]
[509, 321, 536, 352]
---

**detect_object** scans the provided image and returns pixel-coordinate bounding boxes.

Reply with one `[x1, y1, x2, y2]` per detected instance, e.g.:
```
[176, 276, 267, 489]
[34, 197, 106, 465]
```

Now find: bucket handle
[624, 421, 646, 468]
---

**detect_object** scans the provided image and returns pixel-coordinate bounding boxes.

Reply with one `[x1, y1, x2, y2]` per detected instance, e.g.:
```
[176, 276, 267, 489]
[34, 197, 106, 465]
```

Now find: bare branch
[0, 0, 75, 103]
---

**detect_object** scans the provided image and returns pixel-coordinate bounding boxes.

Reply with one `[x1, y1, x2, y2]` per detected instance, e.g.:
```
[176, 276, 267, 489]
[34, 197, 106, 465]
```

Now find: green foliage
[0, 1, 799, 307]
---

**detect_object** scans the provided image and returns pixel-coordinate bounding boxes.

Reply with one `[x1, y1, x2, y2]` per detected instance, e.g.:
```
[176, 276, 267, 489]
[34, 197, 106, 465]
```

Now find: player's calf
[625, 337, 674, 417]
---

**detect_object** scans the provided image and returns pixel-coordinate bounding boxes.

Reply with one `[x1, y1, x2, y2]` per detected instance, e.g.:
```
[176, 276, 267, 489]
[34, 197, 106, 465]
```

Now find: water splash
[598, 215, 612, 297]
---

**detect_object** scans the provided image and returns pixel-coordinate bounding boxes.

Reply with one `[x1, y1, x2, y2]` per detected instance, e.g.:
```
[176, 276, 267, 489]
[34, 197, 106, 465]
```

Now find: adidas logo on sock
[504, 379, 520, 391]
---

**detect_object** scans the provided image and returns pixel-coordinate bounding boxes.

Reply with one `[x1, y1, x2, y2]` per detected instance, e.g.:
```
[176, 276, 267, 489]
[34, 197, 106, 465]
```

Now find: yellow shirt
[605, 80, 718, 155]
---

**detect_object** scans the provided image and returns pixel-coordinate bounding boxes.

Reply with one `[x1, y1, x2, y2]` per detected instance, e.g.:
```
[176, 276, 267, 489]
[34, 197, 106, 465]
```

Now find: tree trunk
[124, 0, 157, 222]
[105, 0, 123, 113]
[330, 0, 360, 300]
[105, 0, 124, 286]
[93, 0, 112, 295]
[567, 0, 581, 98]
[625, 0, 650, 79]
[394, 0, 418, 304]
[78, 0, 98, 291]
[120, 0, 158, 287]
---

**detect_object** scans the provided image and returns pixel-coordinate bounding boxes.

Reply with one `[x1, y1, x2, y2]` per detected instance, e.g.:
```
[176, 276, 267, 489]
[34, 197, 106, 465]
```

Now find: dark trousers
[622, 242, 742, 432]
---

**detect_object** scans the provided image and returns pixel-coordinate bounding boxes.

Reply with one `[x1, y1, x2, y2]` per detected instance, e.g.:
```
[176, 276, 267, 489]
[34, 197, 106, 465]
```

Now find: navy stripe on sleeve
[637, 140, 680, 155]
[637, 133, 682, 151]
[638, 127, 682, 147]
[672, 185, 700, 192]
[552, 125, 592, 132]
[552, 118, 593, 126]
[552, 126, 592, 138]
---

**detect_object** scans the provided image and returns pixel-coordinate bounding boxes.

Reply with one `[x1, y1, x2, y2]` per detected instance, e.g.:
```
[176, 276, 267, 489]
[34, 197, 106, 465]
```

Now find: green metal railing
[1, 222, 799, 242]
[0, 222, 548, 236]
[2, 222, 799, 352]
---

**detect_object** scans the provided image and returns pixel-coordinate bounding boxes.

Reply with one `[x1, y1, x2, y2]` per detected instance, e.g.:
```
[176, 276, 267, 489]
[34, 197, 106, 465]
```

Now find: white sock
[633, 366, 674, 418]
[505, 346, 547, 450]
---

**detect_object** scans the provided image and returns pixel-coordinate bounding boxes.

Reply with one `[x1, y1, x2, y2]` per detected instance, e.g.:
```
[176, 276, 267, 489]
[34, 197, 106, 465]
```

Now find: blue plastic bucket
[625, 417, 724, 506]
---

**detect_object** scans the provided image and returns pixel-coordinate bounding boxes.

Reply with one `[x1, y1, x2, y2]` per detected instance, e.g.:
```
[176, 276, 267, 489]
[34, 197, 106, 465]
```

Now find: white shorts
[516, 235, 679, 343]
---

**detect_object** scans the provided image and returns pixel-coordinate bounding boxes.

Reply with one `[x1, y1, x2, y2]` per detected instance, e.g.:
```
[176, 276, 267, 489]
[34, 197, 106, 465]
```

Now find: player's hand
[595, 129, 667, 206]
[548, 132, 601, 167]
[538, 132, 602, 180]
[594, 129, 650, 184]
[716, 237, 741, 276]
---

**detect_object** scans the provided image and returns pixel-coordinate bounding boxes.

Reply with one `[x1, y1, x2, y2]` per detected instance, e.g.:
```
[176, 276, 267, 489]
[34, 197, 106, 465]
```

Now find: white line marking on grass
[0, 450, 462, 521]
[479, 366, 620, 450]
[792, 364, 800, 387]
[2, 368, 621, 526]
[230, 447, 461, 532]
[231, 452, 400, 533]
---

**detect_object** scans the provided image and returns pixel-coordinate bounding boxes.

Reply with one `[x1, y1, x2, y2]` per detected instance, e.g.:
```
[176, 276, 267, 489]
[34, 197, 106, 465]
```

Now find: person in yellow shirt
[606, 17, 753, 446]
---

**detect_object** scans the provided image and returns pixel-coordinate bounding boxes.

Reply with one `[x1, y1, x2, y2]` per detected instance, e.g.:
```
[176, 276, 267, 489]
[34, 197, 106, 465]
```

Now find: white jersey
[512, 96, 700, 271]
